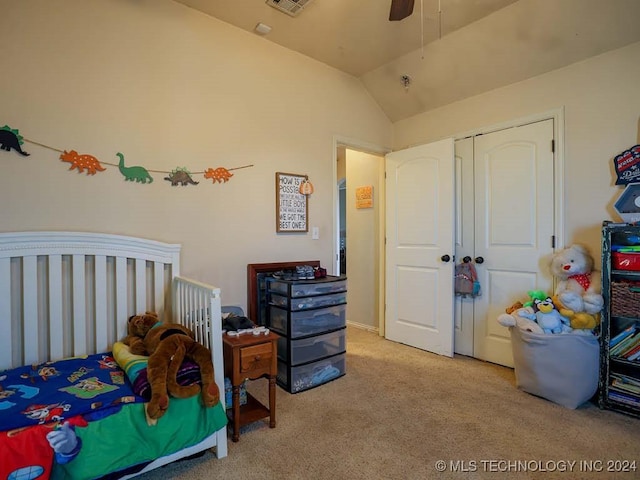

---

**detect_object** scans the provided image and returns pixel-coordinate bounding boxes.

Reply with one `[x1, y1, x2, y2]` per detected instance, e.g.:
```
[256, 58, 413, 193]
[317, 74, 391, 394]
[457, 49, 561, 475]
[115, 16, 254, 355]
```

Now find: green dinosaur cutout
[116, 152, 153, 184]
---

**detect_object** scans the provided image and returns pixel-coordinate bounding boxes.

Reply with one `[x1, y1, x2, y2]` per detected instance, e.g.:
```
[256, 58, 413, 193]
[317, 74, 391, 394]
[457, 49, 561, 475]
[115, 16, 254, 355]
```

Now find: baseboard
[346, 320, 379, 334]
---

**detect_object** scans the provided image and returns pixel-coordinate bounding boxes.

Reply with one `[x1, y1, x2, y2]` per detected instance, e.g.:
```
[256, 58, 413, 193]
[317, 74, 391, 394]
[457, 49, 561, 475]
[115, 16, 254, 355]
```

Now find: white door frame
[333, 135, 390, 337]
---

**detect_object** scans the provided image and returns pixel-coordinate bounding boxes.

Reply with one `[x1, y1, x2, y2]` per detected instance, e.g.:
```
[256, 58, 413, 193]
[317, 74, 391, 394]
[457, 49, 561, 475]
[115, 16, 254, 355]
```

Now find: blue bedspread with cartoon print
[0, 353, 144, 431]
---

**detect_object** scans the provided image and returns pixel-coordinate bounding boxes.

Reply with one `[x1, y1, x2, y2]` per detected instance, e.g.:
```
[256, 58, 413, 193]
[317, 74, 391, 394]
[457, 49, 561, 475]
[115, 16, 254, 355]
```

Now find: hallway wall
[345, 150, 384, 331]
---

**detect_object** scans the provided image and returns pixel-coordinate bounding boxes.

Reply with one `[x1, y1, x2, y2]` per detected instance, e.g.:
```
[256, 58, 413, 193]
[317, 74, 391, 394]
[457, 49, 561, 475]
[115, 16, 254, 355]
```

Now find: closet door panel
[473, 119, 555, 367]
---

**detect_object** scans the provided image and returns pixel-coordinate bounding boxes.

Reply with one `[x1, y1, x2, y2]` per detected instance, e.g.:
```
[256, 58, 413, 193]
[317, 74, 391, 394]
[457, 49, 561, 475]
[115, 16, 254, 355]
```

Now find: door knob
[441, 254, 451, 262]
[463, 256, 472, 263]
[475, 256, 484, 264]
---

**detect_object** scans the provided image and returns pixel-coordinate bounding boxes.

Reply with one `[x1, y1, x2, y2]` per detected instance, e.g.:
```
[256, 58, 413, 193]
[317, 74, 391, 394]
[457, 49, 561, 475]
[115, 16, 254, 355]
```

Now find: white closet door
[472, 119, 555, 367]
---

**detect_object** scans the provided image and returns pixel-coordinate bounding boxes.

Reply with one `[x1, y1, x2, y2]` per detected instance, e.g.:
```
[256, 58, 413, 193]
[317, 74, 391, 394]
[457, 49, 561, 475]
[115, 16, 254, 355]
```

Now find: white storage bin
[270, 292, 346, 311]
[510, 327, 599, 409]
[277, 352, 346, 393]
[278, 328, 346, 365]
[269, 304, 346, 338]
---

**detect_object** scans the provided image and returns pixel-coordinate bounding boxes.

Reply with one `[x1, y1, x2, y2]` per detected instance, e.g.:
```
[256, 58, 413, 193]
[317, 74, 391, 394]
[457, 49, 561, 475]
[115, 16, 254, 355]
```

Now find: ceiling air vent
[266, 0, 314, 17]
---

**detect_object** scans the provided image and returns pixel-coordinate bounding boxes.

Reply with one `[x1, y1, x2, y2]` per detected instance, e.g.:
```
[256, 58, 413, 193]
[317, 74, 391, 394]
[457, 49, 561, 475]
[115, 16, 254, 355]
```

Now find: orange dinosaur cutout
[204, 167, 234, 183]
[60, 150, 106, 175]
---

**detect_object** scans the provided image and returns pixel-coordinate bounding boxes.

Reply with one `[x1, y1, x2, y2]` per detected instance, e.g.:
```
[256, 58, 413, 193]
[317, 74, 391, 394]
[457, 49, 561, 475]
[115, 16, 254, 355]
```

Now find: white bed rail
[172, 276, 227, 458]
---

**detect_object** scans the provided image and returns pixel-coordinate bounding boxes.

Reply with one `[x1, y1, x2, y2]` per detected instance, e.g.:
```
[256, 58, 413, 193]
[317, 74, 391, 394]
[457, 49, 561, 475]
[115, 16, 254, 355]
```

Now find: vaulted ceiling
[173, 0, 640, 122]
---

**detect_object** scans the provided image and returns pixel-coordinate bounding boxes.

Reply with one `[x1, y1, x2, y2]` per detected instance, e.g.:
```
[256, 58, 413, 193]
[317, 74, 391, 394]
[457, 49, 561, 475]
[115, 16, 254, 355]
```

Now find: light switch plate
[312, 227, 319, 240]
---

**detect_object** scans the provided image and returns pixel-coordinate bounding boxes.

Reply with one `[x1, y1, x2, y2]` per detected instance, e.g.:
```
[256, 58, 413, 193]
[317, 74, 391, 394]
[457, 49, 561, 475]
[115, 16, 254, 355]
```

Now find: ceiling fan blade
[389, 0, 415, 21]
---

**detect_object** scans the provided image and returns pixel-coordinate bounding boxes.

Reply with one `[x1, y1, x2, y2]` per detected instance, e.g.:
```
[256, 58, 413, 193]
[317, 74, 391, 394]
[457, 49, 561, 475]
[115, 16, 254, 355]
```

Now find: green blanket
[51, 396, 227, 480]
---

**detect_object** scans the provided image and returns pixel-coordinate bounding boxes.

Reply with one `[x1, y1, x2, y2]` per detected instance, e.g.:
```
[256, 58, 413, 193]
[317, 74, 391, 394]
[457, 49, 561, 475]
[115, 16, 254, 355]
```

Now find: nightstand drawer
[240, 343, 273, 373]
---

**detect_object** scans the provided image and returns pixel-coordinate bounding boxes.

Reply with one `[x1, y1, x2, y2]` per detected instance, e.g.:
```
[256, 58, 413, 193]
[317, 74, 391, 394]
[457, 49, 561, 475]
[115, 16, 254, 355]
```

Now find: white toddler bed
[0, 231, 227, 479]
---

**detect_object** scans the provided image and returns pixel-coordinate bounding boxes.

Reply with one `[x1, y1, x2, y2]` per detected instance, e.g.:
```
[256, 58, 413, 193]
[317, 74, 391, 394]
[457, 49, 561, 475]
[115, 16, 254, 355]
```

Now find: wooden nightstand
[222, 331, 279, 442]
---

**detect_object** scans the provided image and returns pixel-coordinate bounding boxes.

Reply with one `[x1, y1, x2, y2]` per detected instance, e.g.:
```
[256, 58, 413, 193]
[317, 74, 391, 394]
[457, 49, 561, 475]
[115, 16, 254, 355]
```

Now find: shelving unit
[599, 221, 640, 418]
[266, 275, 347, 393]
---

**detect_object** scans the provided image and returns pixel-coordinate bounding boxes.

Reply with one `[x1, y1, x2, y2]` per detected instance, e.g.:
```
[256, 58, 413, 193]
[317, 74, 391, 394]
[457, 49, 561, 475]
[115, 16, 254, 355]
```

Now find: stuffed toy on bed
[123, 312, 219, 420]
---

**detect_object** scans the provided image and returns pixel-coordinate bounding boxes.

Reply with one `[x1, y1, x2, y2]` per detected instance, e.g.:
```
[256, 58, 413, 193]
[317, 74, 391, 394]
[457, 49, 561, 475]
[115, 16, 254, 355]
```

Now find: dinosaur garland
[0, 124, 252, 186]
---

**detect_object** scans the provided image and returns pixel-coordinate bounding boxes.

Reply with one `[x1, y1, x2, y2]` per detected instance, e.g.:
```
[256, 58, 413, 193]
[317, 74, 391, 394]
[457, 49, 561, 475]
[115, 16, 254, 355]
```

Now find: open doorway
[335, 143, 386, 334]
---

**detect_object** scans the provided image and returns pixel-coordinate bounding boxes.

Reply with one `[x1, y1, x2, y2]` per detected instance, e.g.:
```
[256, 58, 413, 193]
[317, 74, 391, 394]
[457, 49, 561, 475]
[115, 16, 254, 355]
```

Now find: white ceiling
[173, 0, 640, 122]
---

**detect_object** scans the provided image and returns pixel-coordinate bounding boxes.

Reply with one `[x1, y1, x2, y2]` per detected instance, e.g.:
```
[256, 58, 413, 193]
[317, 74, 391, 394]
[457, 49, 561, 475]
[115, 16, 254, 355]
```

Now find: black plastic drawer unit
[266, 275, 347, 393]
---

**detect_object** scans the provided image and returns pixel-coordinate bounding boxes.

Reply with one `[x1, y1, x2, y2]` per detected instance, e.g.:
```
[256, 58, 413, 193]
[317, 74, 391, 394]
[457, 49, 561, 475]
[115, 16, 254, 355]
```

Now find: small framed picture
[356, 185, 373, 209]
[276, 172, 308, 233]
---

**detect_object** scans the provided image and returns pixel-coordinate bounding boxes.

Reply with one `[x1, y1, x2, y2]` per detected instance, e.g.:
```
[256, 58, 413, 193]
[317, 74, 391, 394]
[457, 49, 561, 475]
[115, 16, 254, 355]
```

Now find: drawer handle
[254, 355, 261, 361]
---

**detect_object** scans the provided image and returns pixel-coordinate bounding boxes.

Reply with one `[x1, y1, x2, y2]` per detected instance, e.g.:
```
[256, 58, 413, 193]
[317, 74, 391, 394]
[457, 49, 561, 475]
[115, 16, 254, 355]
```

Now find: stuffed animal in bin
[530, 296, 572, 334]
[497, 302, 544, 334]
[502, 291, 572, 334]
[123, 312, 219, 420]
[550, 244, 603, 331]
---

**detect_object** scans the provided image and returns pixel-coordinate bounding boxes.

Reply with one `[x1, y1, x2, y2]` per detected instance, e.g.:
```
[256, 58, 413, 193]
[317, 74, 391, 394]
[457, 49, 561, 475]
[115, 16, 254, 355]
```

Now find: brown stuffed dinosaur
[123, 312, 219, 420]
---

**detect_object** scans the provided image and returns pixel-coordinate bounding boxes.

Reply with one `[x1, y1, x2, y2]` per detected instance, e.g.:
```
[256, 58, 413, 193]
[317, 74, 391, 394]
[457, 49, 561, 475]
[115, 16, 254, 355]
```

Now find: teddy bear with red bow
[550, 244, 604, 331]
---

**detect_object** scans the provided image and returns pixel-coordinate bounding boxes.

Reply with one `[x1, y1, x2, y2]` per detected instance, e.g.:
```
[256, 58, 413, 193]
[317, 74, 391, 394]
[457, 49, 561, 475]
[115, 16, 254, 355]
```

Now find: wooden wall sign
[276, 172, 308, 232]
[356, 185, 373, 209]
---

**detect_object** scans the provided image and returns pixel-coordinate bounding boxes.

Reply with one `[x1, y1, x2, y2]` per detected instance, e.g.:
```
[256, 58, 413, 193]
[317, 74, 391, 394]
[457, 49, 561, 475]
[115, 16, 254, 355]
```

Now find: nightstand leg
[269, 376, 276, 428]
[232, 385, 240, 442]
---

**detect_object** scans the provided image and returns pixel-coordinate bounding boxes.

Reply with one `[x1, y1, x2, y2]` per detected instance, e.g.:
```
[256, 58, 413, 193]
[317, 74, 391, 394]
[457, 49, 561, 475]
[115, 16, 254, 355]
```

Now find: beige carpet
[137, 327, 640, 480]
